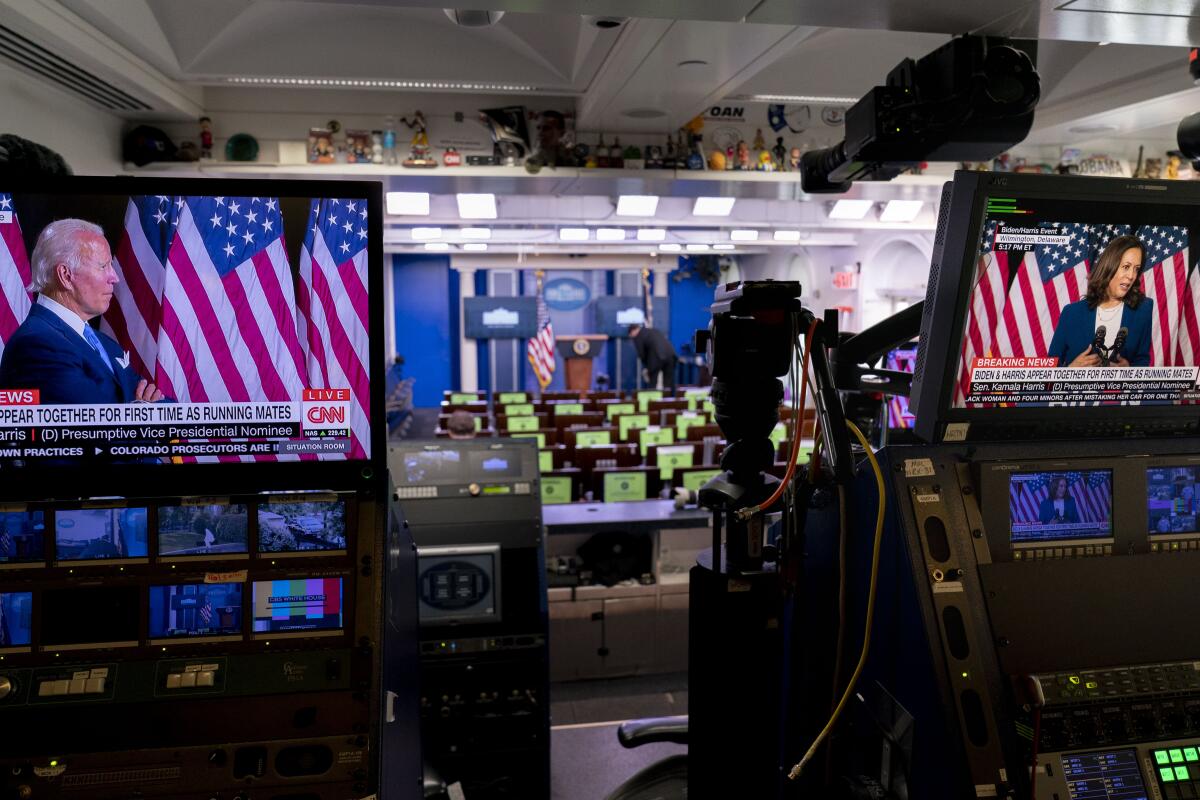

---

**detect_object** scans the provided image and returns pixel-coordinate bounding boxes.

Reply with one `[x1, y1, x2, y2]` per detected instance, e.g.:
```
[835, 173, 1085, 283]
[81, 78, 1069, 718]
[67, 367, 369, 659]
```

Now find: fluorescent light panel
[411, 227, 442, 240]
[686, 244, 710, 252]
[637, 228, 667, 241]
[773, 230, 801, 242]
[424, 242, 450, 251]
[713, 244, 735, 250]
[226, 77, 538, 92]
[879, 200, 925, 222]
[692, 197, 736, 216]
[559, 228, 589, 241]
[386, 191, 429, 215]
[461, 227, 492, 239]
[617, 195, 659, 216]
[736, 93, 857, 104]
[730, 229, 759, 242]
[463, 243, 488, 251]
[828, 199, 874, 220]
[596, 228, 626, 241]
[659, 243, 682, 252]
[456, 193, 497, 219]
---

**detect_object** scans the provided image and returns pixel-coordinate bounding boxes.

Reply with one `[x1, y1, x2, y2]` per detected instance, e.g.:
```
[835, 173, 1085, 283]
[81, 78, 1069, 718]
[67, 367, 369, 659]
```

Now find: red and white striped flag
[953, 220, 1011, 405]
[1135, 225, 1190, 366]
[297, 198, 371, 460]
[0, 193, 31, 365]
[527, 273, 555, 389]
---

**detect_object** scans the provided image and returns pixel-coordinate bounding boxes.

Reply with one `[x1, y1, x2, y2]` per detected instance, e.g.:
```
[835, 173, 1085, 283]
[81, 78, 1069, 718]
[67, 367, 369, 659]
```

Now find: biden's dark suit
[0, 303, 140, 404]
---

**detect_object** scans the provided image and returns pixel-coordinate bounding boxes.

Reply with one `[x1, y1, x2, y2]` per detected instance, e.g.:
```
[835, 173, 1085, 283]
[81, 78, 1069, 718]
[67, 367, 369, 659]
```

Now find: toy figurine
[596, 133, 610, 168]
[752, 128, 766, 152]
[772, 137, 787, 171]
[371, 131, 383, 164]
[735, 140, 751, 170]
[758, 151, 775, 171]
[443, 147, 462, 167]
[789, 147, 802, 171]
[199, 116, 213, 160]
[1167, 153, 1182, 179]
[383, 117, 398, 165]
[708, 150, 726, 171]
[400, 111, 436, 167]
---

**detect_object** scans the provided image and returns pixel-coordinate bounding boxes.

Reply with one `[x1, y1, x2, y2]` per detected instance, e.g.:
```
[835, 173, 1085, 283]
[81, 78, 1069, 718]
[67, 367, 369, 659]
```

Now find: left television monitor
[55, 506, 148, 562]
[0, 508, 45, 565]
[0, 177, 383, 499]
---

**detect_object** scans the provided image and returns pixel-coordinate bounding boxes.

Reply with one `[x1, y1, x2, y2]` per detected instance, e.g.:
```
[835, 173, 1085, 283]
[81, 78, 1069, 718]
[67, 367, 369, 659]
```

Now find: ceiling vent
[584, 15, 628, 29]
[0, 23, 151, 112]
[443, 9, 506, 26]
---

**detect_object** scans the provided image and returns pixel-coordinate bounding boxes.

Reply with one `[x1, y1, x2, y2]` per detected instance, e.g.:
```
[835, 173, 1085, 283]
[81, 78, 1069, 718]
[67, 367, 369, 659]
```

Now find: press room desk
[542, 499, 711, 535]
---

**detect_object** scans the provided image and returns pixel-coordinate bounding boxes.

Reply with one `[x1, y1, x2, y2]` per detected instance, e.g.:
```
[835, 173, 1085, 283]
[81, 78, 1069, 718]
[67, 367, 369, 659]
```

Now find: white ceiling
[0, 0, 1194, 155]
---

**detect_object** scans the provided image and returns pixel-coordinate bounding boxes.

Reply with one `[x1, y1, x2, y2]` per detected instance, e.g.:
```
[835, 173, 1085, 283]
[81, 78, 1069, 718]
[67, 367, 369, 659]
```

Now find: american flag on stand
[993, 221, 1092, 361]
[1133, 225, 1190, 366]
[527, 273, 555, 389]
[297, 198, 371, 461]
[0, 193, 31, 365]
[954, 220, 1011, 405]
[1010, 471, 1112, 526]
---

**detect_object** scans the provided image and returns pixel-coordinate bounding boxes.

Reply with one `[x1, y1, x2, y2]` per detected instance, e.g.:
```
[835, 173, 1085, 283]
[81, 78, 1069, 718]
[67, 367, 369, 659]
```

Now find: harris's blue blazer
[0, 303, 140, 404]
[1045, 297, 1154, 367]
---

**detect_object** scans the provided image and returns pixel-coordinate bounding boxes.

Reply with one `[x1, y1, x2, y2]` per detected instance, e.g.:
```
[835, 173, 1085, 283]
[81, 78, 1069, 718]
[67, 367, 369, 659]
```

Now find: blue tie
[82, 326, 115, 375]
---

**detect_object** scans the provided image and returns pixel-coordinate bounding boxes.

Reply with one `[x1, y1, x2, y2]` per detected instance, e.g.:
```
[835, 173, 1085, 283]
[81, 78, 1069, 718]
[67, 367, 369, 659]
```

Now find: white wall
[738, 229, 933, 332]
[0, 62, 124, 175]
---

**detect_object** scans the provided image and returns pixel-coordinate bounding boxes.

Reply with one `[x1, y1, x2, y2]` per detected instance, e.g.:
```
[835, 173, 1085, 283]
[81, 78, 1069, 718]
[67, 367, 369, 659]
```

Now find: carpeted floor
[550, 673, 688, 800]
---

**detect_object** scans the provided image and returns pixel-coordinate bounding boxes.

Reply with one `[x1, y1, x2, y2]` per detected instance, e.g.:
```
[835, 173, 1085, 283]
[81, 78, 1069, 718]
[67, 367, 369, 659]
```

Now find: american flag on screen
[1010, 471, 1111, 526]
[993, 221, 1092, 361]
[953, 220, 1011, 405]
[527, 274, 555, 389]
[0, 193, 30, 366]
[297, 198, 371, 461]
[1134, 225, 1190, 366]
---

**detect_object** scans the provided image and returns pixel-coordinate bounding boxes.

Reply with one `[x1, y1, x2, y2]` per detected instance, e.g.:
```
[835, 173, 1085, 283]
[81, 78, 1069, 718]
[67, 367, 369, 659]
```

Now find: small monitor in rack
[55, 507, 148, 562]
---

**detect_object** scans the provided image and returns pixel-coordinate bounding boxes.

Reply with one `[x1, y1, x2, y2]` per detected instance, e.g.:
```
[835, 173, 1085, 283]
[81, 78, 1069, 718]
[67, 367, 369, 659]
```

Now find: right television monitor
[1147, 466, 1199, 535]
[912, 171, 1200, 442]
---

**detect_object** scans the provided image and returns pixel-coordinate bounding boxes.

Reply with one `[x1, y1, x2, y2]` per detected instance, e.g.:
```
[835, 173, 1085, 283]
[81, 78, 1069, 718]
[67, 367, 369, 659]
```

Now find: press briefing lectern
[555, 334, 607, 391]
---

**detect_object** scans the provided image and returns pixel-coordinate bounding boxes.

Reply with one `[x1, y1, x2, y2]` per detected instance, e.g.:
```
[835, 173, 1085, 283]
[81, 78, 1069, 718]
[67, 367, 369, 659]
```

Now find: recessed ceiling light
[659, 243, 682, 252]
[731, 93, 858, 104]
[622, 108, 667, 119]
[730, 229, 759, 241]
[411, 227, 442, 240]
[686, 244, 710, 252]
[461, 227, 492, 239]
[463, 243, 488, 251]
[693, 197, 736, 216]
[828, 199, 874, 220]
[225, 77, 538, 92]
[773, 230, 801, 242]
[597, 228, 627, 241]
[677, 60, 709, 68]
[617, 195, 659, 216]
[386, 192, 429, 215]
[424, 242, 450, 251]
[879, 200, 924, 223]
[637, 228, 666, 241]
[713, 244, 735, 250]
[456, 193, 497, 219]
[559, 228, 589, 241]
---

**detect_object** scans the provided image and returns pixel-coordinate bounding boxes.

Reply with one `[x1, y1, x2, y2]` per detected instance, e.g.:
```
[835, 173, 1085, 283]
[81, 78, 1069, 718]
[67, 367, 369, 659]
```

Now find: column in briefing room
[555, 334, 609, 391]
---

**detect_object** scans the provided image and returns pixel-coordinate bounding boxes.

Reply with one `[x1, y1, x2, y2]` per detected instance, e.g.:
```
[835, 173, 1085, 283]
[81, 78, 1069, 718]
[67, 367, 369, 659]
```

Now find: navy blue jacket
[1046, 297, 1154, 367]
[1038, 496, 1080, 524]
[0, 303, 140, 404]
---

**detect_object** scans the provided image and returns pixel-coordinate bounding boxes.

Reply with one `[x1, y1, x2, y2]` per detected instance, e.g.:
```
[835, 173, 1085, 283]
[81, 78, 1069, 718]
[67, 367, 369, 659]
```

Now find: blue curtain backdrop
[392, 254, 455, 408]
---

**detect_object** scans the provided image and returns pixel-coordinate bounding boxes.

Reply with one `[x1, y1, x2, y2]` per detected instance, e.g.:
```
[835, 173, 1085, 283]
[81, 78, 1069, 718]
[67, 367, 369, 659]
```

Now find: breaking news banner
[964, 357, 1200, 405]
[0, 388, 352, 459]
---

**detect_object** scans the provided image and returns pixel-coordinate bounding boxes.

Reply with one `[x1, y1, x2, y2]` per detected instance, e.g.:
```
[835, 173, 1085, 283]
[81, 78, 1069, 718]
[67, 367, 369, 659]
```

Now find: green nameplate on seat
[639, 426, 674, 457]
[637, 390, 663, 412]
[504, 403, 534, 417]
[703, 399, 715, 414]
[682, 469, 722, 493]
[604, 472, 646, 502]
[575, 430, 611, 447]
[619, 414, 650, 439]
[451, 392, 477, 404]
[606, 403, 635, 420]
[539, 451, 554, 473]
[541, 476, 571, 504]
[554, 403, 584, 415]
[770, 422, 787, 447]
[685, 388, 709, 411]
[512, 432, 545, 448]
[656, 445, 693, 480]
[474, 416, 483, 431]
[676, 413, 705, 439]
[499, 392, 527, 404]
[507, 415, 539, 432]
